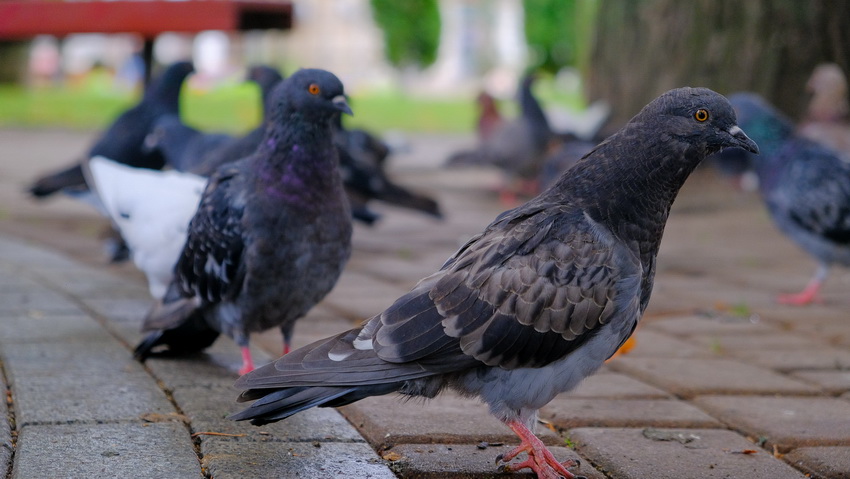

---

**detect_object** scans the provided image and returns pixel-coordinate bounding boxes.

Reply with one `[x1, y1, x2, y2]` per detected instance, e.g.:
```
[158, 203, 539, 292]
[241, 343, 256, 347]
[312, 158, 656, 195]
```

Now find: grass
[0, 74, 586, 134]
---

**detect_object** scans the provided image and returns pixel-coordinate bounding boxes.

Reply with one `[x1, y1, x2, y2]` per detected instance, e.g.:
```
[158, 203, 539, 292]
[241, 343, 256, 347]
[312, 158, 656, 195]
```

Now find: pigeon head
[274, 68, 352, 123]
[146, 61, 194, 101]
[637, 87, 759, 156]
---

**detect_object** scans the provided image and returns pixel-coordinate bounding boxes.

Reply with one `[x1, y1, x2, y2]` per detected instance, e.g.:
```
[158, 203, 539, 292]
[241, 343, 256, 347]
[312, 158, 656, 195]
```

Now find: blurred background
[0, 0, 847, 136]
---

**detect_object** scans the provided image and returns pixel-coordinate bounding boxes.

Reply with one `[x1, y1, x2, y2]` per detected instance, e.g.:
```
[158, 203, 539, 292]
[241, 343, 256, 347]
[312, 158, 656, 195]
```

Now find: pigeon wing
[773, 141, 850, 245]
[176, 164, 247, 303]
[374, 203, 643, 370]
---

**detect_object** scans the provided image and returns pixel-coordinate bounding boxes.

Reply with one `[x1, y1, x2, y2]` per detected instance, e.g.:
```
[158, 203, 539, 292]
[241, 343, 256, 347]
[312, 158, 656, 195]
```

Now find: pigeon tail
[133, 311, 219, 361]
[231, 382, 401, 426]
[28, 163, 87, 198]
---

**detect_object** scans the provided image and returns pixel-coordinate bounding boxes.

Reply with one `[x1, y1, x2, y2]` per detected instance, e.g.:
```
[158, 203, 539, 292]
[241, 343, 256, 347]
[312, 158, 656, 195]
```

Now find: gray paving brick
[692, 395, 850, 452]
[338, 392, 559, 450]
[174, 385, 364, 443]
[687, 331, 824, 352]
[541, 398, 720, 429]
[644, 315, 772, 336]
[790, 370, 850, 395]
[784, 446, 850, 479]
[730, 346, 850, 372]
[11, 422, 203, 479]
[384, 443, 605, 478]
[0, 359, 10, 479]
[565, 371, 671, 399]
[200, 438, 395, 479]
[570, 427, 808, 479]
[610, 357, 820, 398]
[613, 329, 715, 358]
[0, 290, 84, 315]
[2, 339, 173, 426]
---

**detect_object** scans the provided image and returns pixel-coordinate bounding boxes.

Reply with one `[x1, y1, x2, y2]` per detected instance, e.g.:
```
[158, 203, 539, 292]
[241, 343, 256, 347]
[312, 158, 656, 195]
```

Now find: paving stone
[0, 289, 84, 315]
[2, 340, 173, 426]
[645, 315, 772, 337]
[784, 446, 850, 479]
[570, 427, 808, 479]
[610, 357, 820, 398]
[80, 297, 152, 323]
[173, 385, 364, 443]
[34, 266, 148, 299]
[338, 392, 559, 450]
[11, 422, 203, 478]
[612, 329, 714, 358]
[565, 372, 671, 399]
[687, 331, 824, 352]
[0, 311, 101, 343]
[384, 443, 604, 479]
[790, 370, 850, 395]
[0, 358, 10, 479]
[201, 438, 395, 479]
[729, 346, 850, 372]
[541, 398, 719, 429]
[692, 395, 850, 452]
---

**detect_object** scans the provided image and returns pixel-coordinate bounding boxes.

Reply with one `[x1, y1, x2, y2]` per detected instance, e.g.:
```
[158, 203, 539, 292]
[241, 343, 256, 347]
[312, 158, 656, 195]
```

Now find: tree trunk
[586, 0, 850, 128]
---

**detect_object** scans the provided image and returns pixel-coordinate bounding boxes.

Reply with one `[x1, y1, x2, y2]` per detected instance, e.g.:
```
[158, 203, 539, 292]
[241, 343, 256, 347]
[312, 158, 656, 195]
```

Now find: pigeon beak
[332, 95, 353, 116]
[728, 125, 759, 154]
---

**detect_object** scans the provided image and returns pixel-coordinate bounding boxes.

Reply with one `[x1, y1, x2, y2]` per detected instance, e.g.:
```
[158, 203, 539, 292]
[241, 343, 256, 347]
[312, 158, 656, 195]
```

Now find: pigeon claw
[498, 419, 577, 479]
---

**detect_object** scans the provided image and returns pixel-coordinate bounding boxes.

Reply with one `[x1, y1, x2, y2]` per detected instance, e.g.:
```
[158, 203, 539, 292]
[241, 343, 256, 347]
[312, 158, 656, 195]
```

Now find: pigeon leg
[777, 265, 829, 306]
[281, 324, 293, 356]
[239, 347, 255, 375]
[497, 419, 576, 479]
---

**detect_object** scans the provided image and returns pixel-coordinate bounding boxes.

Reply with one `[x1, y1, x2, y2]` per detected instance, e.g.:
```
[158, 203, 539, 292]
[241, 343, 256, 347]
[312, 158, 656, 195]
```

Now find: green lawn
[0, 75, 584, 134]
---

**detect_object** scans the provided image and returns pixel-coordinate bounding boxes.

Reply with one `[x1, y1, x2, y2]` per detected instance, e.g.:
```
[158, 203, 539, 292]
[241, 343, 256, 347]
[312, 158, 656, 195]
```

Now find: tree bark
[586, 0, 850, 127]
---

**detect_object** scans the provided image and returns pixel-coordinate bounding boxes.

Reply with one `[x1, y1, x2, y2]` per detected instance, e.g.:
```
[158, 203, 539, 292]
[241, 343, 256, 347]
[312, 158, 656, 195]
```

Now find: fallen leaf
[382, 451, 402, 461]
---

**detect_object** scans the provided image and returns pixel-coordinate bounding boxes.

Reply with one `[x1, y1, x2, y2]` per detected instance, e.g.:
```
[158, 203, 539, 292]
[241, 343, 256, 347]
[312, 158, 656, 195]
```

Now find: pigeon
[446, 73, 555, 204]
[798, 63, 850, 154]
[332, 113, 443, 223]
[28, 61, 195, 198]
[134, 69, 354, 375]
[143, 114, 235, 172]
[84, 156, 207, 299]
[475, 91, 503, 142]
[190, 65, 285, 176]
[728, 92, 850, 305]
[231, 87, 758, 478]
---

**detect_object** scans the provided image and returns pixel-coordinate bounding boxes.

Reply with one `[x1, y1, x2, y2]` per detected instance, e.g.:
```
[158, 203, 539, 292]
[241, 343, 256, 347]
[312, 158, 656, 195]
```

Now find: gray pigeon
[726, 92, 850, 305]
[231, 87, 757, 478]
[134, 68, 354, 375]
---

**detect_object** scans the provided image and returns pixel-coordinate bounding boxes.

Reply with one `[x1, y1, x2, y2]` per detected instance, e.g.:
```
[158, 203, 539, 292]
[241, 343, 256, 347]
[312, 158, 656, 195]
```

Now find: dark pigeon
[537, 133, 597, 190]
[190, 65, 284, 176]
[446, 72, 554, 204]
[194, 65, 442, 224]
[231, 87, 758, 478]
[28, 61, 195, 197]
[143, 114, 234, 172]
[134, 69, 354, 375]
[332, 113, 443, 223]
[727, 92, 850, 305]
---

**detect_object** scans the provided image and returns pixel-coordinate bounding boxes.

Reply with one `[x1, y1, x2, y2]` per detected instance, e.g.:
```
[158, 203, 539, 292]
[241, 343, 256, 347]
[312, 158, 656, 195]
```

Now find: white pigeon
[85, 156, 206, 298]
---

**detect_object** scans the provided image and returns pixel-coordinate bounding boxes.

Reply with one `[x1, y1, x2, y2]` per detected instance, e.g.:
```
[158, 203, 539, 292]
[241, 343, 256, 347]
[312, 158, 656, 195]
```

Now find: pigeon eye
[308, 84, 321, 95]
[694, 109, 709, 122]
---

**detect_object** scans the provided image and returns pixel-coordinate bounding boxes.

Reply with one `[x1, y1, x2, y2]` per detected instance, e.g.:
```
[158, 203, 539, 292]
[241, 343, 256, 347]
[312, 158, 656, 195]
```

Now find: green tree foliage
[370, 0, 441, 69]
[523, 0, 579, 73]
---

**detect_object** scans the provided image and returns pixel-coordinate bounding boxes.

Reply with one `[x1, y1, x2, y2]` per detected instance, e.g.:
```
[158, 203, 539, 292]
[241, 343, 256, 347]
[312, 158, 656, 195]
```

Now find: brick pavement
[0, 129, 849, 478]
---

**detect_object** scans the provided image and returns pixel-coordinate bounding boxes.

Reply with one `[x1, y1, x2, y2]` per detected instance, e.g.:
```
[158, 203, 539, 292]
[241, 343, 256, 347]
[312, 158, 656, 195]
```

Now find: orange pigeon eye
[694, 109, 709, 122]
[309, 84, 321, 95]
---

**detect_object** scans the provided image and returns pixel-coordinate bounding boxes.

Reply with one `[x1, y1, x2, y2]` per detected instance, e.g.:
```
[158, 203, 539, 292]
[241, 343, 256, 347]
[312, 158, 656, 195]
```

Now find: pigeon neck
[255, 113, 341, 205]
[566, 131, 702, 251]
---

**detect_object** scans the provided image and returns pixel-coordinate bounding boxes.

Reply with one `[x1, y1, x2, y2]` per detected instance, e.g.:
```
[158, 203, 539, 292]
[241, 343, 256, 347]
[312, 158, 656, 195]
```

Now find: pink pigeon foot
[496, 419, 576, 479]
[239, 346, 255, 375]
[777, 280, 823, 306]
